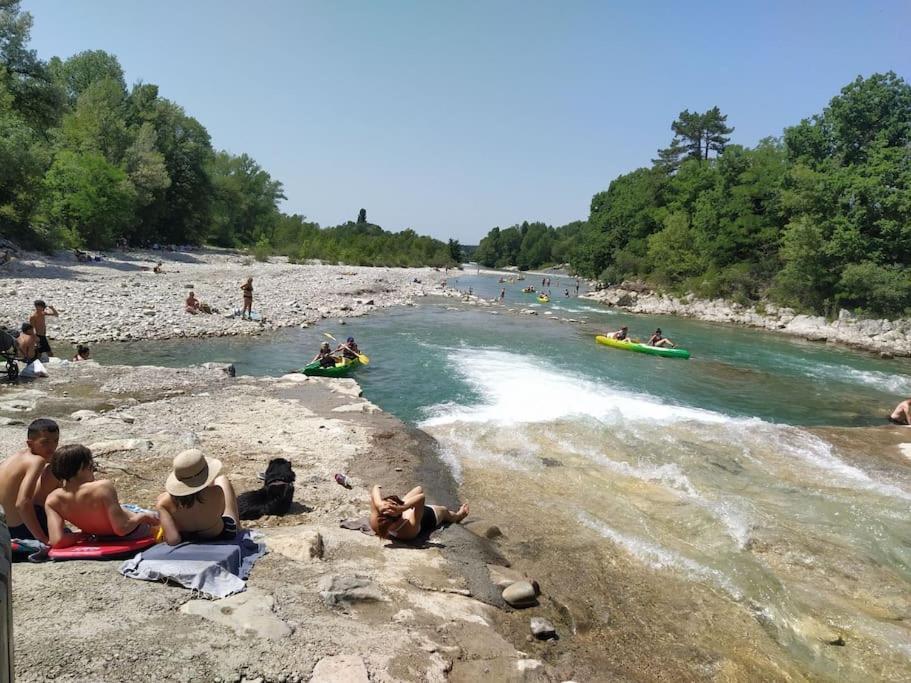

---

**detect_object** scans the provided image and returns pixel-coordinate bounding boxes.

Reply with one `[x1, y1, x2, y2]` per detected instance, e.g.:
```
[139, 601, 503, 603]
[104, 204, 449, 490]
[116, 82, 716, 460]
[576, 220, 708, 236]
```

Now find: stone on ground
[179, 588, 293, 640]
[502, 580, 538, 608]
[309, 654, 369, 682]
[318, 575, 385, 607]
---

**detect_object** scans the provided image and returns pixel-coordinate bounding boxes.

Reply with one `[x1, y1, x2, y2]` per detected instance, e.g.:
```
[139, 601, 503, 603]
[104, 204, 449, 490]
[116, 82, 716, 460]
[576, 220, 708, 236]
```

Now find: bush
[252, 238, 272, 262]
[837, 262, 911, 318]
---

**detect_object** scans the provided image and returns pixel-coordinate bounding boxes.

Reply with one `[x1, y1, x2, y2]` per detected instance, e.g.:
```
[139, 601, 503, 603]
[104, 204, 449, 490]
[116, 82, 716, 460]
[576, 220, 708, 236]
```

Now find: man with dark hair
[16, 323, 37, 362]
[0, 419, 61, 542]
[45, 445, 158, 548]
[29, 300, 58, 360]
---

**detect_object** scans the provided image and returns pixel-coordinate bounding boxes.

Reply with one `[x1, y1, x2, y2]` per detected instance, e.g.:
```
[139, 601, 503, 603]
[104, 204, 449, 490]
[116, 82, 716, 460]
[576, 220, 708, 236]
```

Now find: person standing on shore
[29, 300, 58, 360]
[240, 277, 254, 320]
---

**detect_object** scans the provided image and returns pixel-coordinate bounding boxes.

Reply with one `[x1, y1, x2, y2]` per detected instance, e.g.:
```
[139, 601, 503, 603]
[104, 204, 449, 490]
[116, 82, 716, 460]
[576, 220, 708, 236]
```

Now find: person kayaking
[311, 341, 338, 368]
[888, 398, 911, 425]
[609, 326, 630, 341]
[337, 336, 361, 361]
[647, 328, 676, 348]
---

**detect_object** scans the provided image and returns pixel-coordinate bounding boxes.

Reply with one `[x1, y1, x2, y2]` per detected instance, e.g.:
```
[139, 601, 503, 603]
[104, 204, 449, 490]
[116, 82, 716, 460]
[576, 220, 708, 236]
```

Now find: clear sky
[23, 0, 910, 243]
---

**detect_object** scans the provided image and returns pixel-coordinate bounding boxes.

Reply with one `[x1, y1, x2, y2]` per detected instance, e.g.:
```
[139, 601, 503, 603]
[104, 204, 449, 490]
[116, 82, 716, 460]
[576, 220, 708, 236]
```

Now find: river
[97, 271, 911, 680]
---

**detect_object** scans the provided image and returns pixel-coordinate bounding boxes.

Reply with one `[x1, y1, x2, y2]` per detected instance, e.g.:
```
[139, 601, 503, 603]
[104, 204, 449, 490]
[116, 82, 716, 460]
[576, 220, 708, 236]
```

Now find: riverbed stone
[87, 438, 153, 455]
[530, 617, 557, 640]
[318, 575, 385, 607]
[502, 580, 538, 608]
[310, 654, 369, 682]
[179, 589, 292, 640]
[487, 564, 526, 589]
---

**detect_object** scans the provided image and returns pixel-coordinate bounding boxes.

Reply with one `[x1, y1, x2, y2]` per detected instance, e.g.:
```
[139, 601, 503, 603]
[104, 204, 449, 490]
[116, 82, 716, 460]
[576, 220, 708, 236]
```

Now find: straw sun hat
[165, 449, 222, 496]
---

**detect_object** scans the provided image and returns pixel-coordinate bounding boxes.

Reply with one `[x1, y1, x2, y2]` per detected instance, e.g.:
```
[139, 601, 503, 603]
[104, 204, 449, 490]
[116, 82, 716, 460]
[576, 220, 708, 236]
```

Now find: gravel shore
[0, 248, 447, 345]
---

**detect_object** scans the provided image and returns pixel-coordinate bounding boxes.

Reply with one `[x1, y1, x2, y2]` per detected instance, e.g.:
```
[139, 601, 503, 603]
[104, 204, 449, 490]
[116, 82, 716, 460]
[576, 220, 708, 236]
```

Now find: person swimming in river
[888, 398, 911, 425]
[312, 341, 339, 367]
[369, 484, 469, 541]
[647, 328, 676, 348]
[609, 325, 630, 341]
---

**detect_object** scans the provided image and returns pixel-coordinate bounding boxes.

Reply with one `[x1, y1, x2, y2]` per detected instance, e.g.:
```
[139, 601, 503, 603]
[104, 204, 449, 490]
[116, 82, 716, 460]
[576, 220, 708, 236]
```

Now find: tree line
[474, 72, 911, 318]
[0, 1, 458, 267]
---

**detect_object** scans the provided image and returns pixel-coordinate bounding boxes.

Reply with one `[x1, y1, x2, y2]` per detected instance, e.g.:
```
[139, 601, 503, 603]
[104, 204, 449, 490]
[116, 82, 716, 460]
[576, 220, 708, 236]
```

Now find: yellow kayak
[537, 295, 550, 303]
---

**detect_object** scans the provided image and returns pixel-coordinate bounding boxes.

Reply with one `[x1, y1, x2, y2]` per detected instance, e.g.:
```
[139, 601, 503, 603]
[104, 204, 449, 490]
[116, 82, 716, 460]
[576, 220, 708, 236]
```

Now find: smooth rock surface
[318, 575, 385, 607]
[179, 589, 293, 640]
[309, 654, 369, 683]
[502, 580, 538, 608]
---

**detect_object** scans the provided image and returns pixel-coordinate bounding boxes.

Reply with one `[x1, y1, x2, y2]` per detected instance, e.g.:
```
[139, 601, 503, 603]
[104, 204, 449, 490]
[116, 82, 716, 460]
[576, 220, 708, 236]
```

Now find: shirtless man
[369, 484, 468, 541]
[0, 419, 60, 543]
[30, 300, 59, 359]
[16, 323, 38, 362]
[889, 398, 911, 425]
[44, 445, 158, 548]
[155, 449, 240, 545]
[185, 291, 201, 314]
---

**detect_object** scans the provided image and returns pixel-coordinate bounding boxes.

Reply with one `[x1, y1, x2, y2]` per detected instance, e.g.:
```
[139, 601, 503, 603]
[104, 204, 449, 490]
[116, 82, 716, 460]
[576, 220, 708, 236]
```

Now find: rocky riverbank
[583, 284, 911, 357]
[0, 248, 448, 345]
[1, 360, 572, 682]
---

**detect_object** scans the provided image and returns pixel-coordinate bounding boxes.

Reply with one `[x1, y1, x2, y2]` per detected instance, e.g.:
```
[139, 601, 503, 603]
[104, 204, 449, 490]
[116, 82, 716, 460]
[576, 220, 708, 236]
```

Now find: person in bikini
[29, 300, 59, 360]
[155, 449, 241, 545]
[44, 445, 159, 548]
[647, 328, 676, 348]
[0, 419, 61, 543]
[369, 484, 469, 541]
[240, 277, 254, 319]
[888, 398, 911, 426]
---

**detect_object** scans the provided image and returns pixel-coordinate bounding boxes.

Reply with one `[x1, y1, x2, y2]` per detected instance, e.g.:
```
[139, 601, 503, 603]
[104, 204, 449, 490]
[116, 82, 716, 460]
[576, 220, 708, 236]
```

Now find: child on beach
[155, 449, 241, 545]
[45, 445, 159, 548]
[29, 300, 59, 360]
[240, 277, 254, 319]
[15, 322, 38, 363]
[0, 419, 60, 543]
[369, 484, 469, 541]
[73, 345, 90, 361]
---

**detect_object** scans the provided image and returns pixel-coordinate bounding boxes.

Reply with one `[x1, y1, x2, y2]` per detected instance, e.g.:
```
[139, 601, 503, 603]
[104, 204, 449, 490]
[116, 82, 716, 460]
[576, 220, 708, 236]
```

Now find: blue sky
[24, 1, 910, 243]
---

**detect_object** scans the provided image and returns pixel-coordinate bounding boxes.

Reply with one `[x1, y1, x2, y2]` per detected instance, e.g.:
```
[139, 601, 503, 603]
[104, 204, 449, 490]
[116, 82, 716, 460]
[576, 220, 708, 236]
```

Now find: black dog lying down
[238, 458, 296, 520]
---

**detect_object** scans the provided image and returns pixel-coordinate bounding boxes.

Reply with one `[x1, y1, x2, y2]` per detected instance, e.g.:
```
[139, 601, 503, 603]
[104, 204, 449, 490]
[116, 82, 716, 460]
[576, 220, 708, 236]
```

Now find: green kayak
[301, 357, 361, 377]
[595, 335, 691, 359]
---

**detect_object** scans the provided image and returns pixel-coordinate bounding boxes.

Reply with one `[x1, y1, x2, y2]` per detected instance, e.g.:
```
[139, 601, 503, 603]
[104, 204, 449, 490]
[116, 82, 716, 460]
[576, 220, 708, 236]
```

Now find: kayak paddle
[323, 332, 370, 365]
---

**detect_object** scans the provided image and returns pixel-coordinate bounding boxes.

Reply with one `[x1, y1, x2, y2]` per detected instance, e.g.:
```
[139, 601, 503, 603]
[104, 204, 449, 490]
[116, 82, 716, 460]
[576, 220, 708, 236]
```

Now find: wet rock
[179, 589, 292, 640]
[487, 564, 526, 588]
[483, 525, 503, 539]
[318, 575, 385, 607]
[502, 581, 539, 608]
[530, 617, 557, 640]
[310, 654, 369, 682]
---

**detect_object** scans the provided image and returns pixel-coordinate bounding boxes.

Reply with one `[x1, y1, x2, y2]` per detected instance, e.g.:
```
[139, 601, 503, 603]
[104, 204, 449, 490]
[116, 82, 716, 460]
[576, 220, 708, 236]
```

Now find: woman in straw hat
[155, 449, 241, 545]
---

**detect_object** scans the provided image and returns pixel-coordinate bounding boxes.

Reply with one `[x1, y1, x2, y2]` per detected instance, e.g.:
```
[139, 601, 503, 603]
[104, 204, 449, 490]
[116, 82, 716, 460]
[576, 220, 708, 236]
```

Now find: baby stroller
[0, 330, 19, 381]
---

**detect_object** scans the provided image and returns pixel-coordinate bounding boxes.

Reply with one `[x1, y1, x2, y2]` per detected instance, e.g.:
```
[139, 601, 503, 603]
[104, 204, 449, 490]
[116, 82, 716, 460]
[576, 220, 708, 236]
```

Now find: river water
[97, 272, 911, 680]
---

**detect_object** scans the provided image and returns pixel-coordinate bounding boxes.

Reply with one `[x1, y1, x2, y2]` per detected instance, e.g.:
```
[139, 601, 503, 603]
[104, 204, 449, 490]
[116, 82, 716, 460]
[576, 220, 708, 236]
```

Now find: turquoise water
[96, 273, 911, 678]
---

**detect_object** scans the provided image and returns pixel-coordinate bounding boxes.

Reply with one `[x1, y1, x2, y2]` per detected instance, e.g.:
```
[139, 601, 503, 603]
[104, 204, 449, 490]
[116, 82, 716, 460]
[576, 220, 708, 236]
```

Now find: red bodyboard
[48, 533, 157, 560]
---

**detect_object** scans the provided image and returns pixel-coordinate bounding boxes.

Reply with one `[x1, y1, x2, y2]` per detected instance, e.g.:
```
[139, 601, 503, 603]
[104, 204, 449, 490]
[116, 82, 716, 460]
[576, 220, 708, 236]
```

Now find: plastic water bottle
[334, 473, 353, 489]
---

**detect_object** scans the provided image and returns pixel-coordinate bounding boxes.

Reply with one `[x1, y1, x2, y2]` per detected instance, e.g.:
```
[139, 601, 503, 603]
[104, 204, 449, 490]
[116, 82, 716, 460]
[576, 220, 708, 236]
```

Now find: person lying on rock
[156, 449, 241, 544]
[369, 484, 469, 541]
[0, 418, 61, 543]
[45, 445, 159, 548]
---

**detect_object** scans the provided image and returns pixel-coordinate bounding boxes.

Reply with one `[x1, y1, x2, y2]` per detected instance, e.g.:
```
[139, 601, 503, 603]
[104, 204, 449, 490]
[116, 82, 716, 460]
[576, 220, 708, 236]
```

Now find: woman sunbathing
[369, 484, 468, 541]
[156, 449, 241, 545]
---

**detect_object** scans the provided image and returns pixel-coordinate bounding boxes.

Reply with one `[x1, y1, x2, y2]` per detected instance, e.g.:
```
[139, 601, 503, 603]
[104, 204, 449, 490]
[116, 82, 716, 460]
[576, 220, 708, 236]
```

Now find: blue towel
[119, 530, 266, 598]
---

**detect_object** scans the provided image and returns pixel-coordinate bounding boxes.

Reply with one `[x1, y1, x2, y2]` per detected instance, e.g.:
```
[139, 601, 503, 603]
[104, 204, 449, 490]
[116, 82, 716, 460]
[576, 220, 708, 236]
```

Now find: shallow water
[96, 272, 911, 679]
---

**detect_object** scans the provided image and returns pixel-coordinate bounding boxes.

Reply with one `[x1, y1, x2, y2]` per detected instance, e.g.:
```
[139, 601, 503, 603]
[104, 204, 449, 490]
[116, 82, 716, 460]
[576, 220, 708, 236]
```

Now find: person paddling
[336, 337, 361, 361]
[647, 328, 676, 348]
[312, 341, 338, 368]
[609, 325, 630, 341]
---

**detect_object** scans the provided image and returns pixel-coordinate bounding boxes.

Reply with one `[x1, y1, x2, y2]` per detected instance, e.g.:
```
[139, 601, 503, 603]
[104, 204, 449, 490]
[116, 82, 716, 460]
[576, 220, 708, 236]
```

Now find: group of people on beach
[0, 419, 239, 548]
[0, 417, 469, 549]
[10, 300, 90, 366]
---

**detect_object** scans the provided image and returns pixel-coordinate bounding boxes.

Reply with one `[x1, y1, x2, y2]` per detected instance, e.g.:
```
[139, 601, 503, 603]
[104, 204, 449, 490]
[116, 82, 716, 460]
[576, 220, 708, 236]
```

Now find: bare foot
[453, 503, 469, 523]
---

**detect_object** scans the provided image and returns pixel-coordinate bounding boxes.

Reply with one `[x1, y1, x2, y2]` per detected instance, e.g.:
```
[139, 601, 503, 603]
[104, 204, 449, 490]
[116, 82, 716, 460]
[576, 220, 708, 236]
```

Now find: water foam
[419, 347, 732, 428]
[579, 512, 743, 600]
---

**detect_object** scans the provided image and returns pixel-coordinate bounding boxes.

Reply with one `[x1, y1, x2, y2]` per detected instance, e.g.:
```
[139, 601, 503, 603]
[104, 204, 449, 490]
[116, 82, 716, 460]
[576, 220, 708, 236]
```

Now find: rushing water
[97, 272, 911, 679]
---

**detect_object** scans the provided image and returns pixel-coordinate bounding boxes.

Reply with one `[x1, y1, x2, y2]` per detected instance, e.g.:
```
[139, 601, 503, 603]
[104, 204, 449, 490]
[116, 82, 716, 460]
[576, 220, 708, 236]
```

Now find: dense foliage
[0, 1, 457, 267]
[475, 76, 911, 317]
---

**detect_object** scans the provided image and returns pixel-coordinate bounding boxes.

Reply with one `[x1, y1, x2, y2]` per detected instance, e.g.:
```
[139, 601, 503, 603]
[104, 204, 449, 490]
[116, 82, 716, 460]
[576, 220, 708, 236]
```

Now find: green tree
[49, 49, 124, 105]
[38, 150, 134, 248]
[447, 238, 462, 263]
